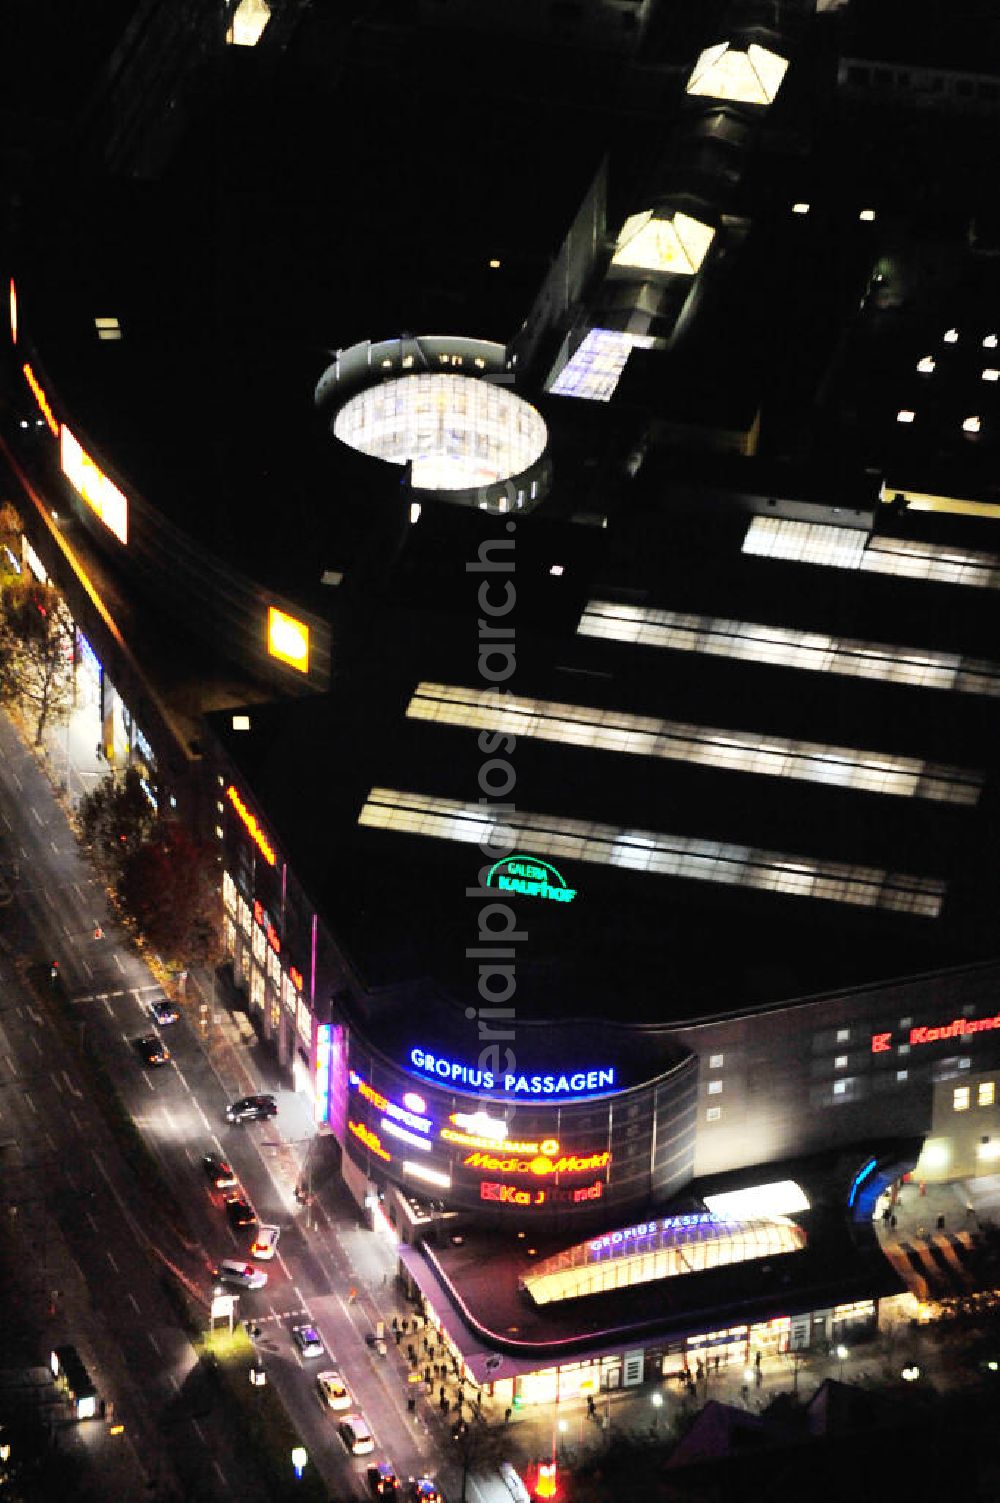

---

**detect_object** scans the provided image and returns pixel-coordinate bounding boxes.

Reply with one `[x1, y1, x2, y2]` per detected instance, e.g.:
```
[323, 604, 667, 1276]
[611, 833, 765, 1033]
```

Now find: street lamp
[835, 1344, 848, 1380]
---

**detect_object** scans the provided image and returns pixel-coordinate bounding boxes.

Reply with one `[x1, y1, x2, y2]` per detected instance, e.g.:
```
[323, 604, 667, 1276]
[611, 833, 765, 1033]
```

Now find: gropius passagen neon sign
[871, 1010, 1000, 1053]
[409, 1046, 615, 1098]
[486, 854, 576, 903]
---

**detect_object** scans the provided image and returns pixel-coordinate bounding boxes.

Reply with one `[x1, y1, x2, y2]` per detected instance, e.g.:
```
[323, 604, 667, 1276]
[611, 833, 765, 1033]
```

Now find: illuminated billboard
[226, 784, 277, 865]
[267, 606, 310, 673]
[22, 364, 58, 437]
[60, 425, 128, 545]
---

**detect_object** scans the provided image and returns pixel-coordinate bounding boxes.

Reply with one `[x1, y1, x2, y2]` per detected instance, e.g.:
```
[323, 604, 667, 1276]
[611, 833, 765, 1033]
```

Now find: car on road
[225, 1195, 256, 1230]
[316, 1370, 353, 1411]
[213, 1259, 267, 1291]
[408, 1480, 442, 1503]
[292, 1323, 325, 1359]
[134, 1034, 170, 1066]
[203, 1152, 239, 1190]
[150, 999, 179, 1025]
[338, 1412, 375, 1455]
[250, 1223, 281, 1260]
[367, 1462, 400, 1495]
[225, 1094, 277, 1123]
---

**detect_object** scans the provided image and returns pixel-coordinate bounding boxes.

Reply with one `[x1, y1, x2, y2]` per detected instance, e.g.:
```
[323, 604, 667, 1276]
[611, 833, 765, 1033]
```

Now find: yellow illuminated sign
[441, 1127, 560, 1155]
[464, 1149, 611, 1176]
[348, 1120, 390, 1161]
[267, 606, 309, 672]
[22, 364, 58, 437]
[60, 425, 128, 545]
[225, 784, 277, 866]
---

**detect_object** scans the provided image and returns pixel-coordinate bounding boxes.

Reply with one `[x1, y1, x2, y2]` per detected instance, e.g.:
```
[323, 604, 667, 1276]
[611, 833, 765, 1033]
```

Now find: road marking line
[85, 1209, 98, 1232]
[30, 806, 42, 825]
[43, 1128, 56, 1150]
[50, 1071, 63, 1094]
[107, 1251, 119, 1272]
[69, 1108, 82, 1132]
[30, 1035, 42, 1056]
[193, 1099, 214, 1133]
[61, 1070, 82, 1099]
[103, 998, 114, 1016]
[211, 1460, 227, 1488]
[127, 1292, 140, 1314]
[11, 773, 20, 790]
[191, 1419, 206, 1444]
[148, 1333, 161, 1355]
[81, 960, 93, 979]
[73, 883, 85, 902]
[114, 954, 125, 974]
[141, 1071, 155, 1091]
[173, 1064, 190, 1093]
[23, 1092, 36, 1114]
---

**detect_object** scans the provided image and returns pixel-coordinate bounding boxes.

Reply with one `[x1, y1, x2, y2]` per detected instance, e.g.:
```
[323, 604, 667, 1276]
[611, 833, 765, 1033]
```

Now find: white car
[250, 1224, 281, 1261]
[316, 1370, 352, 1411]
[292, 1323, 325, 1359]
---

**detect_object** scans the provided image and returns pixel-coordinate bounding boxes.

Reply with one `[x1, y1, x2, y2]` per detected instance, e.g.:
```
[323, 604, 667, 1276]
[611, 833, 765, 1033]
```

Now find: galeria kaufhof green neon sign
[485, 854, 576, 903]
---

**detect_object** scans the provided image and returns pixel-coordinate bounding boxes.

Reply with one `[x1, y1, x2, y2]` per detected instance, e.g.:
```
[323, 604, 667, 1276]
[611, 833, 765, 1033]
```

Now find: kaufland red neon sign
[872, 1010, 1000, 1053]
[480, 1179, 604, 1207]
[253, 898, 281, 954]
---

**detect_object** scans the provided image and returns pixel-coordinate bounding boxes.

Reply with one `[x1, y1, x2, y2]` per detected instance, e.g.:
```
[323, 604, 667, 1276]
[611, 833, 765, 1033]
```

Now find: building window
[898, 1043, 910, 1055]
[978, 1082, 995, 1107]
[954, 1086, 970, 1111]
[899, 1017, 912, 1028]
[706, 1106, 722, 1122]
[835, 1054, 848, 1069]
[836, 1029, 850, 1044]
[707, 1080, 723, 1096]
[897, 1070, 908, 1082]
[709, 1053, 724, 1069]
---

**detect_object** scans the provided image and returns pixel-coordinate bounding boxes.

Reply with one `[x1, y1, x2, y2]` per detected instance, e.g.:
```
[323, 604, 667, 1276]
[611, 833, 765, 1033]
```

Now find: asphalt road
[0, 708, 443, 1499]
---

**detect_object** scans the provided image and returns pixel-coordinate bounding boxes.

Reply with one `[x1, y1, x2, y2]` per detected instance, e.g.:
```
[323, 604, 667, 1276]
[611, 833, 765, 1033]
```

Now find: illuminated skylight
[357, 788, 944, 915]
[686, 42, 788, 105]
[94, 316, 121, 342]
[984, 334, 998, 349]
[859, 209, 876, 222]
[792, 202, 810, 215]
[406, 681, 981, 804]
[548, 328, 655, 403]
[704, 1180, 810, 1218]
[896, 409, 915, 424]
[333, 373, 547, 491]
[577, 599, 1000, 699]
[963, 416, 982, 434]
[744, 516, 1000, 596]
[611, 210, 715, 276]
[944, 328, 959, 344]
[916, 356, 935, 374]
[983, 369, 999, 382]
[227, 0, 271, 46]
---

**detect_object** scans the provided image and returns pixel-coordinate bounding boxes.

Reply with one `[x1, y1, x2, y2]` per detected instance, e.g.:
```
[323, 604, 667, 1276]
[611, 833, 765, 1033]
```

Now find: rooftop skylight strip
[406, 683, 981, 805]
[577, 601, 1000, 698]
[743, 516, 1000, 590]
[357, 788, 945, 917]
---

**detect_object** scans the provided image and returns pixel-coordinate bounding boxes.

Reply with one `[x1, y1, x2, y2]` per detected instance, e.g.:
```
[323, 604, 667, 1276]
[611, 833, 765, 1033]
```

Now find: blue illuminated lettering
[408, 1047, 615, 1098]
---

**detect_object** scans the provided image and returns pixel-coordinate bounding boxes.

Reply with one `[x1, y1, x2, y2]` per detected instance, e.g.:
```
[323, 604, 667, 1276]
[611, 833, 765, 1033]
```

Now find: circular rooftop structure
[316, 335, 551, 513]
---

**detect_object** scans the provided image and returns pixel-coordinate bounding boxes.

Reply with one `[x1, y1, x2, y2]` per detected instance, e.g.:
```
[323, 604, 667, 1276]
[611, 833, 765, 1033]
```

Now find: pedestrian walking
[505, 1406, 512, 1425]
[740, 1382, 750, 1404]
[713, 1353, 720, 1375]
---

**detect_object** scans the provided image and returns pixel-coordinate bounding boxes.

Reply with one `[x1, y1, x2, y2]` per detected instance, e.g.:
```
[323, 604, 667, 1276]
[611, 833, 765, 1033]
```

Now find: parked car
[316, 1370, 352, 1411]
[225, 1094, 277, 1123]
[134, 1034, 170, 1066]
[225, 1195, 256, 1230]
[203, 1152, 238, 1190]
[292, 1323, 325, 1359]
[367, 1462, 400, 1495]
[150, 999, 179, 1025]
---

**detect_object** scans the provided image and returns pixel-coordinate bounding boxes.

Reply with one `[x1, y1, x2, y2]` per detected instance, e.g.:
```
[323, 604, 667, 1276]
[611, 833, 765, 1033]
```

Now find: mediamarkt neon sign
[409, 1046, 614, 1098]
[871, 1010, 1000, 1053]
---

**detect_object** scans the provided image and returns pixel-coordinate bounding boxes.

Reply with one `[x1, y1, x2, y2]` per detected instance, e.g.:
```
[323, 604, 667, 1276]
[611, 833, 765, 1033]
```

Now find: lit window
[406, 680, 981, 805]
[859, 209, 876, 222]
[409, 502, 422, 525]
[550, 564, 564, 577]
[835, 1055, 848, 1070]
[837, 1029, 850, 1044]
[963, 416, 981, 434]
[709, 1053, 724, 1069]
[232, 714, 251, 731]
[897, 1070, 908, 1082]
[984, 334, 998, 349]
[978, 1082, 995, 1107]
[707, 1080, 723, 1096]
[357, 789, 944, 915]
[833, 1080, 847, 1096]
[227, 0, 271, 46]
[704, 1181, 809, 1217]
[944, 328, 959, 344]
[954, 1086, 970, 1111]
[982, 369, 999, 382]
[611, 210, 715, 276]
[577, 600, 1000, 701]
[916, 356, 935, 374]
[896, 409, 915, 424]
[548, 327, 656, 403]
[215, 825, 224, 840]
[489, 259, 501, 269]
[792, 202, 810, 215]
[898, 1043, 910, 1056]
[94, 316, 121, 342]
[706, 1106, 722, 1122]
[686, 42, 788, 105]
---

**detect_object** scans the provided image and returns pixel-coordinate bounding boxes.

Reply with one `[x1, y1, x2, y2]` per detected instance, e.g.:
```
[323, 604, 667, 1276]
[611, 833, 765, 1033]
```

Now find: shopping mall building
[5, 0, 1000, 1405]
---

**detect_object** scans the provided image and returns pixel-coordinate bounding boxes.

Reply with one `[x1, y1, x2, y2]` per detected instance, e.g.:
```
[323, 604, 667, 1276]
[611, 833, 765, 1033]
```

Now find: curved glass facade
[521, 1212, 807, 1304]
